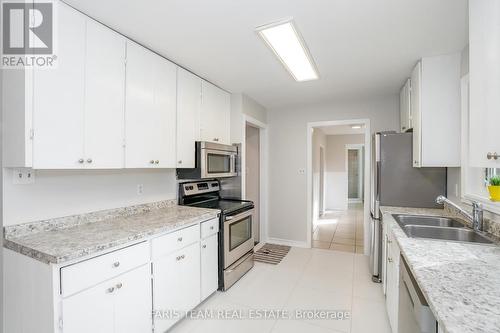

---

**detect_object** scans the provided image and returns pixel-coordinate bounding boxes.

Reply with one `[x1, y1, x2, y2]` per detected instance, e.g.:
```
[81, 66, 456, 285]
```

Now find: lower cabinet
[201, 233, 219, 301]
[153, 242, 201, 332]
[384, 229, 401, 333]
[62, 264, 152, 333]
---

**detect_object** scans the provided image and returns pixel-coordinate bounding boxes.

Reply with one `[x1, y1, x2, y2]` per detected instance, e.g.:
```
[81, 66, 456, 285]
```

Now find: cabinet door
[410, 62, 422, 168]
[201, 234, 219, 301]
[32, 2, 86, 169]
[125, 42, 177, 168]
[84, 19, 126, 169]
[62, 279, 115, 333]
[114, 265, 152, 333]
[153, 242, 201, 332]
[399, 79, 411, 133]
[469, 0, 500, 167]
[176, 68, 201, 168]
[200, 81, 230, 144]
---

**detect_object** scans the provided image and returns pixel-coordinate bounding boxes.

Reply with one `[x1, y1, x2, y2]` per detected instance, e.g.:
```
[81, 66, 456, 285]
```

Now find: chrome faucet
[436, 195, 483, 231]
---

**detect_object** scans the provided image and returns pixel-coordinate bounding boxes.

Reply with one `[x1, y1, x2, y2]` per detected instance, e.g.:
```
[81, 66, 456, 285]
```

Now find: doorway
[245, 123, 261, 245]
[347, 144, 364, 203]
[307, 119, 371, 254]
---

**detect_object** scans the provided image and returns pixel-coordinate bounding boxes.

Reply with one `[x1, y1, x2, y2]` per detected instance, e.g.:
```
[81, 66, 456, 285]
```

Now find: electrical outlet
[137, 184, 144, 195]
[13, 168, 35, 185]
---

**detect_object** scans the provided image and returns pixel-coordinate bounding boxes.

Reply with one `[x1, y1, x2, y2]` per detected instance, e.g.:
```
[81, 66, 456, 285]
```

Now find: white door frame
[319, 145, 326, 216]
[346, 144, 364, 203]
[242, 115, 268, 244]
[306, 119, 371, 254]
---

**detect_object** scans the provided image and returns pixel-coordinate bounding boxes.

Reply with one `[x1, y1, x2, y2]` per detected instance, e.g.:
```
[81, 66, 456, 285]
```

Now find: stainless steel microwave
[177, 142, 238, 179]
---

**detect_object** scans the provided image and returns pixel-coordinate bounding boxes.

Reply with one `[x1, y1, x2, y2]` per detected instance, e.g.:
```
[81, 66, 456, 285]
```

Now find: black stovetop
[185, 197, 253, 215]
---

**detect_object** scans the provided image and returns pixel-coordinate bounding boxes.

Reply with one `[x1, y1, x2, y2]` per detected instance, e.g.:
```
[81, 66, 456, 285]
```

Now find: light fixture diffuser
[256, 18, 319, 82]
[351, 125, 363, 129]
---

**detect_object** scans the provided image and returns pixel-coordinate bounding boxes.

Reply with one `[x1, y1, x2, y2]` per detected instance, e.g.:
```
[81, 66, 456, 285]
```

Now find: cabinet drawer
[60, 241, 150, 296]
[152, 224, 200, 260]
[201, 218, 219, 239]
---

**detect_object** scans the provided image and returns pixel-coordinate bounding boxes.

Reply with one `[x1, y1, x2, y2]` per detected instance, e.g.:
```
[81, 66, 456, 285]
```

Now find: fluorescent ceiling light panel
[351, 125, 363, 129]
[256, 19, 319, 82]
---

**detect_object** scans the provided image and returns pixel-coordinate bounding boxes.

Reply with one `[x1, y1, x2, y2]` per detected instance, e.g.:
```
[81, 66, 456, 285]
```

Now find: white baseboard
[265, 237, 308, 249]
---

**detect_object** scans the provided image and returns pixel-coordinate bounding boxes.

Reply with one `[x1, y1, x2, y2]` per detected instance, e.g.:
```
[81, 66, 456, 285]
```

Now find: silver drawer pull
[177, 237, 183, 242]
[155, 160, 159, 164]
[113, 261, 120, 268]
[176, 254, 186, 261]
[78, 158, 84, 164]
[116, 282, 123, 289]
[202, 244, 207, 249]
[210, 226, 214, 230]
[388, 257, 393, 263]
[86, 158, 93, 164]
[107, 287, 115, 293]
[487, 152, 499, 160]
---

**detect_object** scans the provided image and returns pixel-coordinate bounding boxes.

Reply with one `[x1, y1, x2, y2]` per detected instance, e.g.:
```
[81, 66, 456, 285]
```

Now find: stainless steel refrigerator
[370, 132, 446, 282]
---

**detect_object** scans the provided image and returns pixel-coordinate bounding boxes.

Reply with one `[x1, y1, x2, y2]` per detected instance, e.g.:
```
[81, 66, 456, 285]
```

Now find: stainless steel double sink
[392, 214, 493, 244]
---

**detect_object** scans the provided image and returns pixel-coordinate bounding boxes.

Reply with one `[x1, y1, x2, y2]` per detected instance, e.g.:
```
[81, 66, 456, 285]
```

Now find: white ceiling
[64, 0, 468, 110]
[318, 125, 365, 136]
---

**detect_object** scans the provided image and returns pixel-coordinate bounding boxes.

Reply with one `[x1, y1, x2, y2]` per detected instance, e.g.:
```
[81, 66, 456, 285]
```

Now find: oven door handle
[225, 210, 253, 223]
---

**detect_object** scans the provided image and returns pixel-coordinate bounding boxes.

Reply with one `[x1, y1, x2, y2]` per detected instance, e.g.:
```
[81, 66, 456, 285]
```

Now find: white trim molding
[266, 237, 308, 249]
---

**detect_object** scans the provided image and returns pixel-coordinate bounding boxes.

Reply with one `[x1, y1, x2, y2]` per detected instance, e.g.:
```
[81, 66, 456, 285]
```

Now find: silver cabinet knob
[213, 138, 219, 142]
[113, 261, 120, 268]
[176, 254, 186, 261]
[116, 282, 123, 289]
[107, 287, 115, 293]
[149, 160, 155, 164]
[210, 226, 214, 230]
[155, 160, 159, 164]
[177, 237, 183, 242]
[202, 244, 207, 249]
[78, 158, 84, 164]
[86, 158, 92, 163]
[388, 257, 393, 263]
[487, 152, 499, 160]
[178, 160, 182, 164]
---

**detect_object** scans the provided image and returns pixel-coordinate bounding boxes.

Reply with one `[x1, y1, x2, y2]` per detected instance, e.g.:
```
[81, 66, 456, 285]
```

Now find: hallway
[312, 203, 364, 253]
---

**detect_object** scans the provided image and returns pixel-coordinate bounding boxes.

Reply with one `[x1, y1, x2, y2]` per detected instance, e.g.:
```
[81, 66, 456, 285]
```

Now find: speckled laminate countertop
[3, 200, 220, 265]
[381, 206, 500, 333]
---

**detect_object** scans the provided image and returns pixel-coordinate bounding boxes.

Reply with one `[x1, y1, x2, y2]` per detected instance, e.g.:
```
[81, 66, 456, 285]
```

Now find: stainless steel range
[178, 180, 255, 290]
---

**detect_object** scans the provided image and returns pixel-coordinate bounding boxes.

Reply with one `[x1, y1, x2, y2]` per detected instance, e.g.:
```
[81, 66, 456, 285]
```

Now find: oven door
[201, 148, 237, 178]
[224, 210, 254, 268]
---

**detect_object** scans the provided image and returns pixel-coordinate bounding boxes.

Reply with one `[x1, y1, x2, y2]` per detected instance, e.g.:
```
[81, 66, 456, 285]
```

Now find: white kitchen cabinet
[201, 233, 219, 301]
[411, 54, 461, 168]
[32, 2, 86, 169]
[153, 242, 201, 332]
[32, 2, 127, 169]
[177, 68, 201, 168]
[125, 41, 177, 168]
[399, 78, 412, 133]
[385, 229, 400, 333]
[469, 0, 500, 167]
[84, 19, 126, 169]
[200, 80, 231, 145]
[62, 264, 151, 333]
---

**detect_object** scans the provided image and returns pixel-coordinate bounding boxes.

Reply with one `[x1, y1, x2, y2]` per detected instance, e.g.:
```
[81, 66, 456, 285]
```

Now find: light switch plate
[137, 184, 144, 195]
[12, 168, 35, 185]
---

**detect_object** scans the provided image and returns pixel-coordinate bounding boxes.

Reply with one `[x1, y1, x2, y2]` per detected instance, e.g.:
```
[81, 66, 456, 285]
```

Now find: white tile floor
[169, 248, 391, 333]
[313, 203, 365, 254]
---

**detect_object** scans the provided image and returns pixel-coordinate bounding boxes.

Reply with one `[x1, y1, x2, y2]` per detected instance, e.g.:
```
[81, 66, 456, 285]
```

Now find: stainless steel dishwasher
[398, 255, 437, 333]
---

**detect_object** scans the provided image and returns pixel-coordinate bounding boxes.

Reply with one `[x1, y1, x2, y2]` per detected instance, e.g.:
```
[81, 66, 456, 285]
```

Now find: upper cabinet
[125, 41, 177, 168]
[3, 0, 231, 169]
[469, 0, 500, 168]
[411, 53, 461, 168]
[32, 3, 87, 169]
[399, 78, 411, 133]
[200, 80, 231, 145]
[176, 68, 201, 168]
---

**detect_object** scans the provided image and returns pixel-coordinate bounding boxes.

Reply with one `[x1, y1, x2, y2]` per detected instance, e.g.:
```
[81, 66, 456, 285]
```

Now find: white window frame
[461, 74, 500, 214]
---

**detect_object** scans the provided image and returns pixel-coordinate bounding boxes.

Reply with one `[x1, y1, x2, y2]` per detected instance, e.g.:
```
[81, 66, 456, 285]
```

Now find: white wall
[2, 169, 176, 226]
[267, 95, 399, 244]
[312, 128, 326, 225]
[230, 93, 267, 144]
[325, 134, 364, 210]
